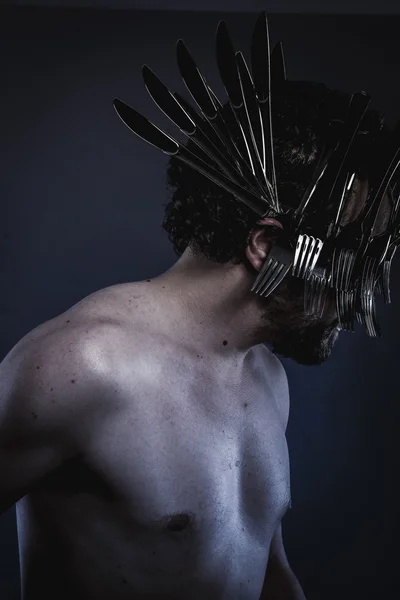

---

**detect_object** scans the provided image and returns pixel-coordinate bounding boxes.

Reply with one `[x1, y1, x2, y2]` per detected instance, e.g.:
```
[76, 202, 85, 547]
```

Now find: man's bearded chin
[259, 276, 340, 367]
[268, 319, 340, 366]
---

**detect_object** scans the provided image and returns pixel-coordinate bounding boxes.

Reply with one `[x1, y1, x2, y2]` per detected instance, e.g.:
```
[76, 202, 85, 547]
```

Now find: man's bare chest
[80, 362, 291, 541]
[21, 354, 291, 599]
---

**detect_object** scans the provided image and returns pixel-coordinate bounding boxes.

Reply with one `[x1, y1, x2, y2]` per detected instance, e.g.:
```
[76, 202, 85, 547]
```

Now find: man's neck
[150, 248, 271, 361]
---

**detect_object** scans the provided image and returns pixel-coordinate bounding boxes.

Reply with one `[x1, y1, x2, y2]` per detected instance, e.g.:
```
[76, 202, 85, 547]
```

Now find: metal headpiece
[113, 12, 400, 338]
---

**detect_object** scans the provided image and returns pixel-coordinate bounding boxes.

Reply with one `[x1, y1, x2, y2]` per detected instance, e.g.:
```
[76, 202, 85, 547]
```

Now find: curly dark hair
[162, 80, 386, 264]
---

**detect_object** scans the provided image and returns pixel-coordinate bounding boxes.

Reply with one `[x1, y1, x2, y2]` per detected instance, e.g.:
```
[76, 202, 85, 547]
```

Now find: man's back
[1, 282, 290, 600]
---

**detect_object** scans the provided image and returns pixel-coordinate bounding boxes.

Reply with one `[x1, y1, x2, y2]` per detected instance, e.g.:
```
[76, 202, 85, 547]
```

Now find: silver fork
[355, 229, 394, 335]
[327, 204, 366, 331]
[356, 256, 382, 337]
[332, 251, 357, 330]
[378, 184, 400, 303]
[336, 288, 356, 332]
[293, 234, 324, 280]
[251, 242, 293, 298]
[292, 95, 372, 319]
[351, 135, 400, 332]
[380, 241, 399, 303]
[299, 184, 353, 323]
[331, 241, 357, 331]
[304, 266, 330, 317]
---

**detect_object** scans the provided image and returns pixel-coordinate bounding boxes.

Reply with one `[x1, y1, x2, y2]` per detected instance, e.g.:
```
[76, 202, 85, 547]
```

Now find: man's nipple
[164, 512, 194, 533]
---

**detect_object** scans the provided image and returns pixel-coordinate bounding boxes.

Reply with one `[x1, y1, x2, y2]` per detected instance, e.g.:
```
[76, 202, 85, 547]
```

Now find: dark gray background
[1, 5, 399, 600]
[3, 0, 400, 15]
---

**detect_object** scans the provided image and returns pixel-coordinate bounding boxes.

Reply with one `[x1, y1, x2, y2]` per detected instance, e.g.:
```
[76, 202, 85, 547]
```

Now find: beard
[268, 318, 341, 366]
[258, 274, 341, 366]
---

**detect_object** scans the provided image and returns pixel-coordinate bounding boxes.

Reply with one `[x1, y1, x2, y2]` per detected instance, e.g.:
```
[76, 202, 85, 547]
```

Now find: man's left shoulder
[258, 344, 290, 428]
[257, 344, 288, 384]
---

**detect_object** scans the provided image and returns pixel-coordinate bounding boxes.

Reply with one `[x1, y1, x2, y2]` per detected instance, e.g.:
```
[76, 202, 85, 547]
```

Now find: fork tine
[336, 290, 345, 329]
[304, 272, 315, 314]
[320, 275, 330, 317]
[348, 290, 357, 331]
[259, 261, 282, 295]
[296, 235, 310, 278]
[382, 259, 392, 304]
[260, 263, 292, 297]
[336, 290, 346, 329]
[335, 249, 355, 330]
[329, 248, 339, 290]
[251, 257, 274, 294]
[293, 234, 323, 280]
[338, 252, 346, 290]
[368, 299, 375, 336]
[361, 256, 382, 337]
[340, 291, 346, 328]
[252, 242, 294, 298]
[259, 260, 285, 294]
[308, 239, 324, 275]
[365, 286, 374, 337]
[342, 291, 348, 330]
[345, 291, 350, 330]
[370, 296, 382, 338]
[355, 281, 363, 326]
[343, 291, 350, 331]
[370, 268, 382, 338]
[382, 244, 397, 303]
[360, 257, 372, 335]
[374, 270, 383, 296]
[301, 236, 316, 279]
[316, 275, 324, 316]
[308, 271, 329, 317]
[343, 250, 354, 290]
[293, 235, 304, 278]
[332, 247, 349, 291]
[339, 290, 352, 331]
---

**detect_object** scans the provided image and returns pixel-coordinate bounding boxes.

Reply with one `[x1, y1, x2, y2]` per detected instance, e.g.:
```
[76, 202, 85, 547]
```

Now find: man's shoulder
[0, 282, 159, 468]
[257, 344, 287, 380]
[2, 282, 150, 409]
[10, 281, 148, 360]
[257, 344, 290, 430]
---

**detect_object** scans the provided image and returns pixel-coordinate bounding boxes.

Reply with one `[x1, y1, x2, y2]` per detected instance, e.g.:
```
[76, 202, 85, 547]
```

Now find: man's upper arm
[268, 522, 290, 570]
[0, 326, 111, 515]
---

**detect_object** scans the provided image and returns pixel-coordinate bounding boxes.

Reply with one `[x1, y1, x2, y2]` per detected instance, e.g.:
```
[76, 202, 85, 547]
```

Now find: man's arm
[258, 354, 306, 598]
[0, 322, 113, 515]
[259, 522, 306, 600]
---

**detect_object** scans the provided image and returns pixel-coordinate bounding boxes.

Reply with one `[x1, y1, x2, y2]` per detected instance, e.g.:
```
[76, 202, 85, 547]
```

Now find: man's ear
[245, 218, 283, 272]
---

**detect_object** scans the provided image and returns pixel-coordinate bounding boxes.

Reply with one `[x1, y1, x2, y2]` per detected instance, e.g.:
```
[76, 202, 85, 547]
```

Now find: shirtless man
[0, 79, 392, 600]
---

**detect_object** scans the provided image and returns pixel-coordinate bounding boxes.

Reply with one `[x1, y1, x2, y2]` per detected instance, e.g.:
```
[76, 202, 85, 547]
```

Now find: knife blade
[113, 98, 270, 216]
[142, 65, 252, 188]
